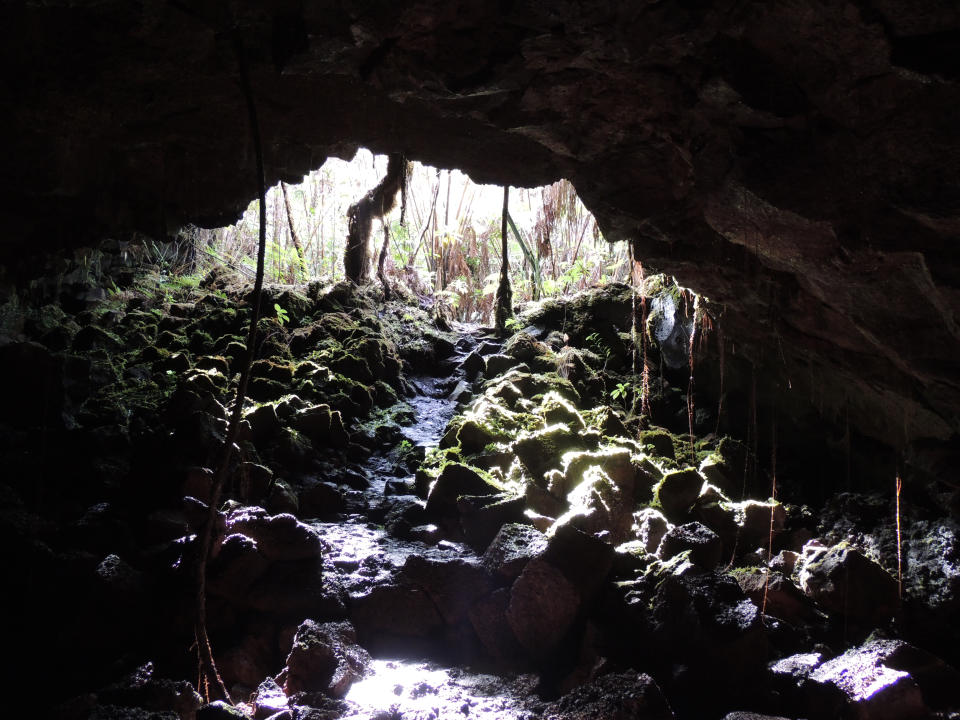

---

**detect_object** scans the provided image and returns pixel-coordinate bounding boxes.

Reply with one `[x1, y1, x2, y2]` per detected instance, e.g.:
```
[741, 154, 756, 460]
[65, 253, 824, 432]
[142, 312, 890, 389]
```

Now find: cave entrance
[183, 148, 629, 324]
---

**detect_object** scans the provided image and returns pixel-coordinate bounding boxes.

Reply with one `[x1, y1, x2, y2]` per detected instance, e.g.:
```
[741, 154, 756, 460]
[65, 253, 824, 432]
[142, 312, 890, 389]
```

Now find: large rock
[401, 553, 492, 625]
[226, 508, 323, 562]
[542, 671, 674, 720]
[283, 620, 371, 698]
[424, 463, 500, 518]
[656, 522, 722, 569]
[506, 558, 580, 658]
[653, 469, 704, 521]
[482, 523, 549, 583]
[797, 541, 899, 624]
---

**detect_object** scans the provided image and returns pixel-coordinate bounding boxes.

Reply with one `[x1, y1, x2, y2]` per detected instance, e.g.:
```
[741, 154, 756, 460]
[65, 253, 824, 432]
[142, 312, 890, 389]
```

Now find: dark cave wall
[2, 0, 959, 465]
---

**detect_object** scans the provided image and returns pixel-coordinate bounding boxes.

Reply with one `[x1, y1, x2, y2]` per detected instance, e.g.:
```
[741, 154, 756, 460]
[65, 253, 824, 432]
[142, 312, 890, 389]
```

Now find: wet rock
[237, 463, 274, 505]
[653, 468, 704, 521]
[657, 522, 722, 568]
[226, 509, 323, 562]
[298, 482, 346, 517]
[351, 582, 444, 645]
[252, 677, 288, 719]
[721, 714, 790, 720]
[506, 558, 580, 658]
[542, 671, 674, 720]
[246, 404, 282, 444]
[797, 541, 898, 624]
[424, 463, 500, 518]
[246, 562, 345, 619]
[732, 499, 787, 547]
[283, 620, 371, 698]
[266, 479, 300, 516]
[634, 508, 672, 555]
[482, 523, 549, 583]
[804, 639, 934, 720]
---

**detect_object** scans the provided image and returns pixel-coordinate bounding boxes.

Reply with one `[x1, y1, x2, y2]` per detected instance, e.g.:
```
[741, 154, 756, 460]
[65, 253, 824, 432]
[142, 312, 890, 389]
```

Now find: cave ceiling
[2, 0, 959, 458]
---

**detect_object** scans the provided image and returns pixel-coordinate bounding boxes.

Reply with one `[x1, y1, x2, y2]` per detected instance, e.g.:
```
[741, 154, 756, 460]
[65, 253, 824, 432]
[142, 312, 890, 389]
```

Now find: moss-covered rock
[514, 424, 586, 481]
[653, 467, 705, 521]
[425, 463, 502, 518]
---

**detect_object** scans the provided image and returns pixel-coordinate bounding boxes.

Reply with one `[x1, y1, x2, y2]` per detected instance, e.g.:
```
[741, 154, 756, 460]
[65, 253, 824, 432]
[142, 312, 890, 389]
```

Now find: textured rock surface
[3, 1, 959, 457]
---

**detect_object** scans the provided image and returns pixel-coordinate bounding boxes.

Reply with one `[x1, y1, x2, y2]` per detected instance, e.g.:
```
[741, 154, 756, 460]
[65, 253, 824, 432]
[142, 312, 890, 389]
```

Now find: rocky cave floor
[2, 242, 960, 720]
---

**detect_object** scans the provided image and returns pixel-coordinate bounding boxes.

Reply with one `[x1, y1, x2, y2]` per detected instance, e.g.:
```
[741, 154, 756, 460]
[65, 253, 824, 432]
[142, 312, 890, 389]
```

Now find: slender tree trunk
[495, 186, 513, 334]
[281, 181, 307, 280]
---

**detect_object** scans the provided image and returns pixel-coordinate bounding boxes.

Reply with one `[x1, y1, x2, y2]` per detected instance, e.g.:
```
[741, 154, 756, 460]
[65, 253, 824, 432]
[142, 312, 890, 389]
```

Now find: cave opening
[3, 1, 960, 717]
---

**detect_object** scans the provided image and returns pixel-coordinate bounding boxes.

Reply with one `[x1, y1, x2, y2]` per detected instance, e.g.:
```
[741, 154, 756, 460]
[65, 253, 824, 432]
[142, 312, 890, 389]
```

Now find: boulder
[506, 558, 580, 658]
[797, 541, 898, 624]
[283, 620, 371, 698]
[293, 405, 349, 448]
[552, 465, 634, 544]
[424, 463, 500, 518]
[226, 508, 323, 562]
[468, 588, 523, 661]
[457, 493, 527, 551]
[401, 553, 492, 625]
[514, 424, 584, 481]
[634, 508, 671, 555]
[657, 522, 722, 569]
[733, 568, 820, 624]
[542, 671, 674, 720]
[482, 523, 549, 583]
[653, 468, 704, 521]
[460, 350, 485, 378]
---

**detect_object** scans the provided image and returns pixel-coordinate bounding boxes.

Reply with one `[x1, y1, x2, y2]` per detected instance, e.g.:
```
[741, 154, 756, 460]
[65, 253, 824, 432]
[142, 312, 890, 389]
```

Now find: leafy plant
[273, 303, 289, 326]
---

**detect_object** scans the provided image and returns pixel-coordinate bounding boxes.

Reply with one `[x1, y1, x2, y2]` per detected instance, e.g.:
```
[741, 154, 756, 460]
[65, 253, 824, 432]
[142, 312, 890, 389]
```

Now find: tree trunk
[281, 181, 308, 279]
[495, 185, 513, 334]
[344, 153, 405, 283]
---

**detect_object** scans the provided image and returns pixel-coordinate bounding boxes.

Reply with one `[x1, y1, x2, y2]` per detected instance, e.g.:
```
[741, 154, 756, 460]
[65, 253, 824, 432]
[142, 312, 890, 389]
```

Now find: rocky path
[302, 326, 541, 720]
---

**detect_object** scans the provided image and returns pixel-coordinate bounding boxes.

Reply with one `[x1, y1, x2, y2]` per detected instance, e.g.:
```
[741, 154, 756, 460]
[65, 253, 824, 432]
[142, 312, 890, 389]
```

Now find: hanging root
[377, 223, 391, 299]
[896, 471, 903, 602]
[344, 153, 406, 283]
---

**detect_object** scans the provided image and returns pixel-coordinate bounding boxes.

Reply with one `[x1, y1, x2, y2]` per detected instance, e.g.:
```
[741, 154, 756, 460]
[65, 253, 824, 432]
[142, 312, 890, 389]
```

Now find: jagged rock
[245, 404, 282, 444]
[506, 558, 580, 658]
[293, 405, 349, 448]
[634, 508, 672, 555]
[208, 533, 271, 598]
[401, 553, 492, 625]
[482, 523, 549, 583]
[805, 640, 930, 720]
[721, 714, 790, 720]
[653, 468, 704, 521]
[657, 522, 722, 568]
[96, 663, 202, 720]
[283, 620, 371, 698]
[197, 702, 250, 719]
[542, 523, 615, 601]
[245, 562, 346, 619]
[456, 419, 498, 454]
[484, 353, 517, 378]
[733, 568, 820, 625]
[558, 447, 636, 502]
[424, 463, 500, 518]
[542, 671, 674, 720]
[468, 588, 522, 661]
[266, 479, 300, 515]
[540, 391, 585, 429]
[252, 677, 288, 719]
[460, 350, 485, 378]
[226, 508, 323, 562]
[514, 424, 584, 481]
[797, 541, 898, 624]
[552, 465, 634, 544]
[457, 493, 527, 551]
[351, 582, 444, 644]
